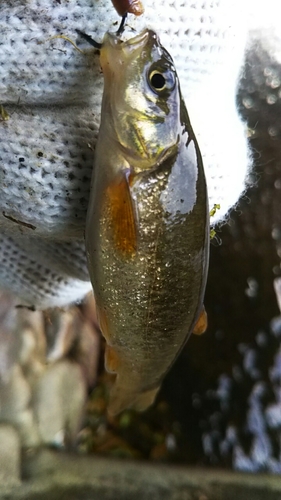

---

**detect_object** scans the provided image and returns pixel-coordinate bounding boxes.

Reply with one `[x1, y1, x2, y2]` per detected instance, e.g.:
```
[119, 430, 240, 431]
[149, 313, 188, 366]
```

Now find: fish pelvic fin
[106, 171, 137, 257]
[192, 306, 208, 335]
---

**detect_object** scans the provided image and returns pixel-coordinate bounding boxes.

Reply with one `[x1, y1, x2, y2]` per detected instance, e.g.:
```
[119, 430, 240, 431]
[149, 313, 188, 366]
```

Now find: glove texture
[0, 0, 250, 308]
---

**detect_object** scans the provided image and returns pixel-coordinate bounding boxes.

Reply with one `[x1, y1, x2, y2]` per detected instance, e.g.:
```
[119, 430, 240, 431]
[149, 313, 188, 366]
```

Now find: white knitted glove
[0, 0, 250, 309]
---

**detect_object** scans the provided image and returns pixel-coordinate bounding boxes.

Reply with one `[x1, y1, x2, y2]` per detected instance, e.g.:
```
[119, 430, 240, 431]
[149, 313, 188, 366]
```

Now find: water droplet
[264, 66, 273, 77]
[245, 277, 259, 298]
[266, 94, 277, 105]
[242, 96, 254, 109]
[270, 77, 280, 89]
[271, 226, 281, 240]
[268, 126, 278, 137]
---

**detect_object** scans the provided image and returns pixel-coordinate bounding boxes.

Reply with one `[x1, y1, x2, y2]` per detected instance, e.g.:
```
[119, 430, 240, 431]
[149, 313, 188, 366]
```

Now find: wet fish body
[86, 29, 209, 415]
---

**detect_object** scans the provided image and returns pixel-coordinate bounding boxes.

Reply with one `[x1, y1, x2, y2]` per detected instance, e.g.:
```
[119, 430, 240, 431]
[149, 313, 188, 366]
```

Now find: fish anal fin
[105, 345, 120, 374]
[106, 171, 137, 257]
[193, 306, 208, 335]
[96, 307, 120, 373]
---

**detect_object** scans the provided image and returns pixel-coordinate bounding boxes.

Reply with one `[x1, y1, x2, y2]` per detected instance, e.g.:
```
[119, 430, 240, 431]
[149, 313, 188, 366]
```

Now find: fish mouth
[105, 28, 155, 54]
[101, 29, 157, 71]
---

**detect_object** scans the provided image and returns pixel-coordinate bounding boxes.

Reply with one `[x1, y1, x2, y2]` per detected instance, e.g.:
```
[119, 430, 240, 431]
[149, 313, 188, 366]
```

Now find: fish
[86, 29, 209, 415]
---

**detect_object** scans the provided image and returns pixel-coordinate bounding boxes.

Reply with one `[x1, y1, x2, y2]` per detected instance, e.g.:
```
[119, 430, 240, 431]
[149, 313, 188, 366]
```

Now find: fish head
[100, 29, 181, 170]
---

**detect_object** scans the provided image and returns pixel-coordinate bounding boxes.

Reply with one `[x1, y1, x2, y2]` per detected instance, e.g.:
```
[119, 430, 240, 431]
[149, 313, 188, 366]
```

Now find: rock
[0, 424, 21, 485]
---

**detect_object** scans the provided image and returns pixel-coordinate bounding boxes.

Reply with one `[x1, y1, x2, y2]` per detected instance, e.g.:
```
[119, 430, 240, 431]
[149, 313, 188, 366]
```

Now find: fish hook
[76, 14, 127, 49]
[116, 13, 128, 35]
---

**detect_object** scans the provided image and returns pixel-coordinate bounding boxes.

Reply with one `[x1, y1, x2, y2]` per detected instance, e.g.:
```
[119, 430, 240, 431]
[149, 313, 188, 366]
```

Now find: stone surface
[0, 424, 21, 485]
[0, 292, 100, 448]
[0, 449, 279, 499]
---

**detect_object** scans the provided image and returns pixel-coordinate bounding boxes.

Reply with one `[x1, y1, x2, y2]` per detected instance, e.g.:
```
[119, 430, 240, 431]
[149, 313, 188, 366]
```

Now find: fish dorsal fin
[106, 171, 137, 256]
[192, 306, 208, 335]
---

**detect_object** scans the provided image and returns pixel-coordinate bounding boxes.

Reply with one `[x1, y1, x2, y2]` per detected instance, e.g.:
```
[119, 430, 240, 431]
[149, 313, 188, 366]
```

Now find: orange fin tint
[106, 172, 137, 256]
[97, 308, 120, 373]
[193, 306, 208, 335]
[105, 345, 120, 374]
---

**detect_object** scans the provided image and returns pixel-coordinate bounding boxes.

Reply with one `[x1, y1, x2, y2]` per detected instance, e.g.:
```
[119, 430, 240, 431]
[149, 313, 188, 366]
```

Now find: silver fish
[86, 29, 209, 415]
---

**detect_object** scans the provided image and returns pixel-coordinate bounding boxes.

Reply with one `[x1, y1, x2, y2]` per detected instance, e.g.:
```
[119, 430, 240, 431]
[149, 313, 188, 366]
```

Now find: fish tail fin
[107, 381, 160, 416]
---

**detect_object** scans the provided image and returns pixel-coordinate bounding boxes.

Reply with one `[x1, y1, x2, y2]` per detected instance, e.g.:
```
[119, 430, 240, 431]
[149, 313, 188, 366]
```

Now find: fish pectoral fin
[192, 306, 208, 335]
[106, 171, 137, 256]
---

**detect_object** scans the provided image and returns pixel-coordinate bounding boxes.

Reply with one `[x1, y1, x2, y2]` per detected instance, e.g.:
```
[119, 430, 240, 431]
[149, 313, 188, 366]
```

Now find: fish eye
[148, 67, 176, 94]
[150, 71, 166, 91]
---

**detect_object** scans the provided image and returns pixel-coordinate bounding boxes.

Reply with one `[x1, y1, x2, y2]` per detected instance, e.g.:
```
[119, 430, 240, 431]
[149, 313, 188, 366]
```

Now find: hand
[0, 0, 249, 308]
